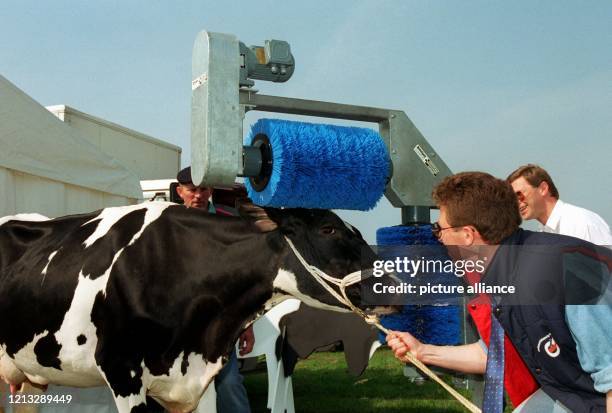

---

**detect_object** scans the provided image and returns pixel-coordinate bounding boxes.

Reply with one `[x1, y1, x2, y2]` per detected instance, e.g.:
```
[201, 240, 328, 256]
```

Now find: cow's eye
[320, 225, 336, 235]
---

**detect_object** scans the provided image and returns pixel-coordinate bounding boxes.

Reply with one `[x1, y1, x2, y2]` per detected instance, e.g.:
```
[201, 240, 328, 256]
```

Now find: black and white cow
[0, 202, 382, 413]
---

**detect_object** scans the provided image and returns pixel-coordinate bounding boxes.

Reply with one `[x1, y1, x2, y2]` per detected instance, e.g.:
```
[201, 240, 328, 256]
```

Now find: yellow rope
[370, 320, 481, 413]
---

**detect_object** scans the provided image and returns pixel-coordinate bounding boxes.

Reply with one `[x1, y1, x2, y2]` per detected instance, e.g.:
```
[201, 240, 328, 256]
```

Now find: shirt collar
[544, 199, 564, 230]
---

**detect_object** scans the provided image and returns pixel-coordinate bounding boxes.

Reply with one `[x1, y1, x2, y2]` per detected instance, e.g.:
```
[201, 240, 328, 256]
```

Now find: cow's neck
[193, 227, 284, 360]
[271, 235, 357, 313]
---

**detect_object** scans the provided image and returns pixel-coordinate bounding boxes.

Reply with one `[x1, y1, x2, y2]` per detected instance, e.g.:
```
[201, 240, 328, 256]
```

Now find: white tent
[0, 74, 142, 217]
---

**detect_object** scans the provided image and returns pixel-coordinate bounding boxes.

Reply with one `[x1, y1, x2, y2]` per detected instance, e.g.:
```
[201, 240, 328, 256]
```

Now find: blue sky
[1, 1, 610, 242]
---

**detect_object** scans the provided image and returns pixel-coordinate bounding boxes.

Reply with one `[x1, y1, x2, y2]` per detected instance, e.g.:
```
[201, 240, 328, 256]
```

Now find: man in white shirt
[507, 164, 612, 245]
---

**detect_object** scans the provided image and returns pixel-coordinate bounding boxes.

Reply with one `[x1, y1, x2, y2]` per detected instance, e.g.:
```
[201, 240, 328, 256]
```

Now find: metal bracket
[238, 89, 451, 208]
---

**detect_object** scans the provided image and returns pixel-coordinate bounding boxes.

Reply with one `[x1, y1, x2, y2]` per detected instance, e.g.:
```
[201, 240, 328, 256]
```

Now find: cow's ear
[238, 200, 278, 232]
[265, 209, 302, 236]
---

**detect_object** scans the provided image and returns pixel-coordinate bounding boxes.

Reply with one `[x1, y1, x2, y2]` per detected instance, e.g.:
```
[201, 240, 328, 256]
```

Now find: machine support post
[401, 206, 430, 225]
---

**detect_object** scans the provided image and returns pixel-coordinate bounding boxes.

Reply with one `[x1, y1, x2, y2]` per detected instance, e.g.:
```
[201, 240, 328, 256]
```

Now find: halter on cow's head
[239, 202, 397, 314]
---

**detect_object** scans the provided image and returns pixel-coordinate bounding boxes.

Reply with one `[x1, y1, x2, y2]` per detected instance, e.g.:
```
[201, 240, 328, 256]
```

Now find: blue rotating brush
[376, 224, 462, 345]
[244, 118, 390, 210]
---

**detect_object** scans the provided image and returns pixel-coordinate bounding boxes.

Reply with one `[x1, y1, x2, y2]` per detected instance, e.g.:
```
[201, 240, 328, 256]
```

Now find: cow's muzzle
[355, 268, 402, 316]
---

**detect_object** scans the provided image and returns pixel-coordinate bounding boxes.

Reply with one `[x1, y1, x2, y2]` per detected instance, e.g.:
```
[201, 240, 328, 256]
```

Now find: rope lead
[285, 237, 481, 413]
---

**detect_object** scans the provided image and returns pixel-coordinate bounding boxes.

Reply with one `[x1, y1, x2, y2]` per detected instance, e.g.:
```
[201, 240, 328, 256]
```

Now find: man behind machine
[175, 166, 254, 413]
[507, 164, 612, 245]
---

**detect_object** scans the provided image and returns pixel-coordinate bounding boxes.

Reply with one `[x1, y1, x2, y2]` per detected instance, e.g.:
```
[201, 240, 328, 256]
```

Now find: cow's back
[0, 211, 105, 280]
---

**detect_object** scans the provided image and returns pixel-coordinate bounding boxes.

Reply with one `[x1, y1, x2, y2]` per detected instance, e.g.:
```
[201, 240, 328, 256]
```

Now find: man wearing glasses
[387, 172, 611, 413]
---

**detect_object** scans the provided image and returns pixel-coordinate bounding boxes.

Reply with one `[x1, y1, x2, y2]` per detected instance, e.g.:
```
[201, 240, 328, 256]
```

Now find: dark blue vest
[485, 229, 610, 413]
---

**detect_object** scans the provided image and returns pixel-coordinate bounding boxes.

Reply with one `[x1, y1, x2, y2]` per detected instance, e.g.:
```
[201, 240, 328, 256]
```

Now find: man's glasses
[431, 222, 462, 239]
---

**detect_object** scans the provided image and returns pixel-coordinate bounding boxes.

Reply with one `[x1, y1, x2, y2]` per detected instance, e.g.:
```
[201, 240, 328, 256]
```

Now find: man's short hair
[433, 172, 521, 244]
[506, 164, 559, 199]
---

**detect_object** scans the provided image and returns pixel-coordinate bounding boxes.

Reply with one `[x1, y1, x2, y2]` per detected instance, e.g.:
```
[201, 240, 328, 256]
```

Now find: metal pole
[401, 206, 430, 225]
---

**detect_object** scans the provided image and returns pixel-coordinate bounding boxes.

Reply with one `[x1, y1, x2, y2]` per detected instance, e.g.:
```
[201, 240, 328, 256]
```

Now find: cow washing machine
[189, 31, 482, 412]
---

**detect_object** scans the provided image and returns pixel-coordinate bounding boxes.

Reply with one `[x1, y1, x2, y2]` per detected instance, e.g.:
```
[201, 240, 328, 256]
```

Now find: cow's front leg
[108, 384, 149, 413]
[94, 355, 149, 413]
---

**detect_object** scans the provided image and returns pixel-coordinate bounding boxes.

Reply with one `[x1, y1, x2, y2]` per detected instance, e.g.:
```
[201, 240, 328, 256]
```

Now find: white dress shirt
[540, 199, 612, 246]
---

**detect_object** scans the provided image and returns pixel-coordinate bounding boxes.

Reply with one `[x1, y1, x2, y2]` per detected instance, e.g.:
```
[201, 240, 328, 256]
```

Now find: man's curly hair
[433, 172, 521, 244]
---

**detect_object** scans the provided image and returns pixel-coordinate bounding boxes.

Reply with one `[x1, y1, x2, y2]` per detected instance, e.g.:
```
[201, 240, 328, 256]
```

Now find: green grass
[243, 348, 476, 413]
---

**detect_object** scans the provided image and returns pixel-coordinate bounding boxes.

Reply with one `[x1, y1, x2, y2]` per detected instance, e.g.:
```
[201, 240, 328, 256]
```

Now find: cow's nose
[378, 271, 406, 306]
[356, 269, 405, 310]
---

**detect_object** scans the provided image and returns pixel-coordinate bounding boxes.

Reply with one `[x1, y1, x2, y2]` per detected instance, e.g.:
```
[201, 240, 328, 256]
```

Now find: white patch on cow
[82, 202, 172, 248]
[8, 326, 104, 387]
[147, 353, 223, 411]
[106, 353, 223, 412]
[39, 236, 139, 387]
[369, 340, 382, 360]
[40, 203, 174, 385]
[110, 379, 148, 413]
[52, 238, 133, 384]
[52, 269, 112, 386]
[262, 292, 293, 312]
[272, 268, 349, 312]
[95, 361, 147, 412]
[41, 250, 58, 276]
[0, 213, 49, 227]
[40, 250, 59, 285]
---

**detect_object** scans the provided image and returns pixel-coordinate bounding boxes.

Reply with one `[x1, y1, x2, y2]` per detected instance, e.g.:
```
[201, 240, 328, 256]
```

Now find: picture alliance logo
[372, 256, 487, 278]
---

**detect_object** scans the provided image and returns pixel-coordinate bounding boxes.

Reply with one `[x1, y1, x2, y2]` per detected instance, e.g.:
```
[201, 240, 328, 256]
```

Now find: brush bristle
[376, 225, 462, 345]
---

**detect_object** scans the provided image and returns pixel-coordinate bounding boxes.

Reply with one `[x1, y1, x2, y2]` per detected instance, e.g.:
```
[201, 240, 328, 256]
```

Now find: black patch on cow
[80, 209, 148, 280]
[181, 352, 189, 375]
[145, 397, 166, 412]
[33, 333, 62, 369]
[77, 334, 87, 345]
[129, 403, 149, 413]
[98, 337, 145, 399]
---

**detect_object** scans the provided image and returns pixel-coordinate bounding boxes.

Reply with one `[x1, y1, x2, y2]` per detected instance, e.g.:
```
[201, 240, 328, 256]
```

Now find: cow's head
[240, 203, 397, 314]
